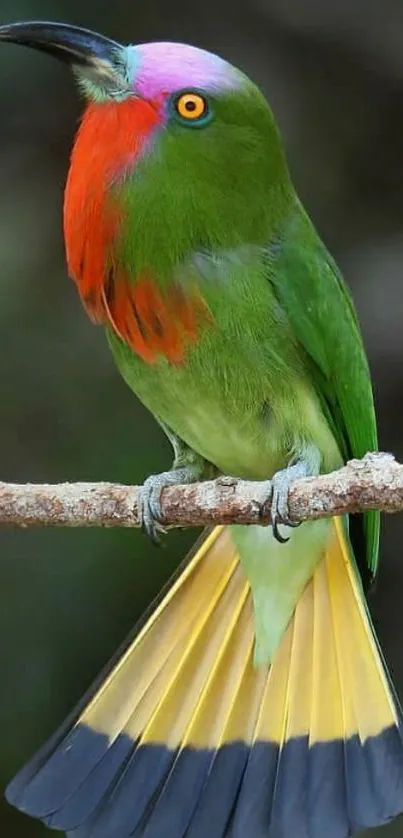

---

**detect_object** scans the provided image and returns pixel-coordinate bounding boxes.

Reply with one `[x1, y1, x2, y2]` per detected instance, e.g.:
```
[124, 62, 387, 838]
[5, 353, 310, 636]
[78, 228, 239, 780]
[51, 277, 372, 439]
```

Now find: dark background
[1, 0, 403, 835]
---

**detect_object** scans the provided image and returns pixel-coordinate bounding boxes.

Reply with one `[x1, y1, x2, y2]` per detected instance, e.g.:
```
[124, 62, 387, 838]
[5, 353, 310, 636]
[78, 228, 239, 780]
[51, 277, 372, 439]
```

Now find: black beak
[0, 20, 122, 66]
[0, 21, 128, 94]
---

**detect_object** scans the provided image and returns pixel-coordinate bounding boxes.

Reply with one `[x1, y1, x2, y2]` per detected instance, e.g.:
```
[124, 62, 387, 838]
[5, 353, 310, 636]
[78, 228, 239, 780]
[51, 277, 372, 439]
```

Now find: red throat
[63, 97, 161, 325]
[64, 98, 211, 364]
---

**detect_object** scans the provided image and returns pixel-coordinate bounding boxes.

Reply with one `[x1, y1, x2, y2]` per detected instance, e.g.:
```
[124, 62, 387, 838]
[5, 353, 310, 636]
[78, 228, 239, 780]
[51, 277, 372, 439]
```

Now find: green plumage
[116, 86, 292, 277]
[103, 68, 379, 661]
[110, 161, 378, 530]
[105, 77, 378, 658]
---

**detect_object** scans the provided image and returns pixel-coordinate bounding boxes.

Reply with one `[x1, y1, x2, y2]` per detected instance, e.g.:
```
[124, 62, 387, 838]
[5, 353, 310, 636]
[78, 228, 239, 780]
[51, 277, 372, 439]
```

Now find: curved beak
[0, 21, 128, 95]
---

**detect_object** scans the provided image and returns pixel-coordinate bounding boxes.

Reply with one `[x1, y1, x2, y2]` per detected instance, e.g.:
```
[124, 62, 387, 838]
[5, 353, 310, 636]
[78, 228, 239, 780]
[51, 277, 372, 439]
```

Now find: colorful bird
[1, 20, 403, 838]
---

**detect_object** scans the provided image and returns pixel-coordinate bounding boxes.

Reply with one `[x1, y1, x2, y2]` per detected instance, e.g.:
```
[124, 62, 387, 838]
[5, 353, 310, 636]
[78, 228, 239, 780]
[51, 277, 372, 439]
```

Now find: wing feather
[267, 204, 379, 576]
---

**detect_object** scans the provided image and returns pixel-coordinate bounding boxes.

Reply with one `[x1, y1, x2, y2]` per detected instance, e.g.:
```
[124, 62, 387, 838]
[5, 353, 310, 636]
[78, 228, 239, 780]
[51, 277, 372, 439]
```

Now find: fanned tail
[6, 521, 403, 838]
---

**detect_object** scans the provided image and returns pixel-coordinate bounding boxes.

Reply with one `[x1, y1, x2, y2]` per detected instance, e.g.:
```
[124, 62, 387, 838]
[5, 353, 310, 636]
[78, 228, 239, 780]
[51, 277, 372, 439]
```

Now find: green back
[268, 201, 379, 578]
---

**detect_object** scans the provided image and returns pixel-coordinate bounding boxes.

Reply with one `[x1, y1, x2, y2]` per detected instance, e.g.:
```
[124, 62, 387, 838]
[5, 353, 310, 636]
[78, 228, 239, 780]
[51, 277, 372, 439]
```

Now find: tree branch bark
[1, 453, 403, 530]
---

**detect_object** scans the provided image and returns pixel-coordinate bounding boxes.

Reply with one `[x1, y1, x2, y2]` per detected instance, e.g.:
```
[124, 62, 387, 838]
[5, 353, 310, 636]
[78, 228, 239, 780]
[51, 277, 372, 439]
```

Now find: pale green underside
[232, 519, 332, 664]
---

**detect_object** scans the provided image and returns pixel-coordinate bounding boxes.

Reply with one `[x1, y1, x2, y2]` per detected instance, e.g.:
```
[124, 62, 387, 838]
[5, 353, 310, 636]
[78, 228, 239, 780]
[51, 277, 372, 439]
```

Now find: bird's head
[0, 22, 293, 359]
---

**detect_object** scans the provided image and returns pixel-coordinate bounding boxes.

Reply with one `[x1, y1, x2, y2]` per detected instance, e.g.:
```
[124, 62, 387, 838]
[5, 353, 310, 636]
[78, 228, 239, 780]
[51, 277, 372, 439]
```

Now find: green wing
[268, 203, 379, 578]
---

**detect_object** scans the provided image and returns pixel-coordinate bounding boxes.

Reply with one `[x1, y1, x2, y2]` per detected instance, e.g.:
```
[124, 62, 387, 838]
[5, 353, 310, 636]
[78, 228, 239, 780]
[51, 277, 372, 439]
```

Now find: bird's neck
[63, 99, 295, 364]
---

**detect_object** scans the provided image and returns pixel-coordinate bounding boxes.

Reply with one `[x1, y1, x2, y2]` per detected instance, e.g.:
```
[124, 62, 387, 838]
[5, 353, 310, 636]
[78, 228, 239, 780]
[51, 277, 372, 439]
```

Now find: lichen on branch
[0, 453, 402, 531]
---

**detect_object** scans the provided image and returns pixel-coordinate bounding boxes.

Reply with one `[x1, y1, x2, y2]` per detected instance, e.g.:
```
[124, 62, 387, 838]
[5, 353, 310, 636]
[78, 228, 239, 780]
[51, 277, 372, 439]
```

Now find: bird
[1, 19, 403, 838]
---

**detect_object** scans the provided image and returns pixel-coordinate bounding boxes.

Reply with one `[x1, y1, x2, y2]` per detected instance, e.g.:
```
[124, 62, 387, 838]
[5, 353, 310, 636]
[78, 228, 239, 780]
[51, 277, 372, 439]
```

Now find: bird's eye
[171, 90, 211, 125]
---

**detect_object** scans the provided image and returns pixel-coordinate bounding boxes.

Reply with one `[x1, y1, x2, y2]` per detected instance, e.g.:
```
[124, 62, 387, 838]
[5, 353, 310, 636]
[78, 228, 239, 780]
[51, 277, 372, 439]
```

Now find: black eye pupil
[185, 100, 197, 111]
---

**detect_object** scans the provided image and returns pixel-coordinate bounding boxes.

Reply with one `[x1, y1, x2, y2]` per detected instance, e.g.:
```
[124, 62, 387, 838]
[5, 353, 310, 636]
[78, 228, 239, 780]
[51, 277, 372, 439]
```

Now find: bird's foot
[139, 463, 203, 544]
[263, 448, 321, 543]
[269, 462, 308, 543]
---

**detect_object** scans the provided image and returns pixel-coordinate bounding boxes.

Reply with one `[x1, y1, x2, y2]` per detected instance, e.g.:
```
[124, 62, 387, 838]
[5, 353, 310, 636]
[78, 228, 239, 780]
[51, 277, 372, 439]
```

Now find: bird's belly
[107, 284, 341, 481]
[163, 401, 285, 480]
[108, 336, 337, 481]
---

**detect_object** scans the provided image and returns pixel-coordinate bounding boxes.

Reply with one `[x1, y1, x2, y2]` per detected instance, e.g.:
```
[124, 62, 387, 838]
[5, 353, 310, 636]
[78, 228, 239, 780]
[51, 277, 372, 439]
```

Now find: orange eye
[174, 91, 209, 121]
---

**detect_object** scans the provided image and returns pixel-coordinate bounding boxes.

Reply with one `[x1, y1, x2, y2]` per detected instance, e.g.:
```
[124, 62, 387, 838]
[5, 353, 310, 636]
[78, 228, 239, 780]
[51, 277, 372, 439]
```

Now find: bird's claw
[139, 463, 203, 545]
[268, 465, 305, 544]
[139, 474, 169, 545]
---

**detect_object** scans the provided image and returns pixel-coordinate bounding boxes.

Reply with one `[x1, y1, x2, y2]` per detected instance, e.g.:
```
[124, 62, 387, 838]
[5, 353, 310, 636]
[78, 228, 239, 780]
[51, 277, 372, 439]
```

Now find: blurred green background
[1, 0, 403, 835]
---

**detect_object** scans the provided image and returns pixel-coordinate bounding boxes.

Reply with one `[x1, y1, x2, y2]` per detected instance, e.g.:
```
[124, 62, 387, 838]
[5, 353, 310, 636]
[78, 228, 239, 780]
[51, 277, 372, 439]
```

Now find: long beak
[0, 21, 128, 94]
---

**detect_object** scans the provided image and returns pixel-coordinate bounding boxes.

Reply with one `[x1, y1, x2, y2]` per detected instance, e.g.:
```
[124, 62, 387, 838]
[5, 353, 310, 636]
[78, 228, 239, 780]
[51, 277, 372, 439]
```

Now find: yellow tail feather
[6, 520, 403, 838]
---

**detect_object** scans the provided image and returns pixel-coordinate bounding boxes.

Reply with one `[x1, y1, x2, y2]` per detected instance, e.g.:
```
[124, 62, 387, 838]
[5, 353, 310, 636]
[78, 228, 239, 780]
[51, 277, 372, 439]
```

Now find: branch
[1, 453, 403, 530]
